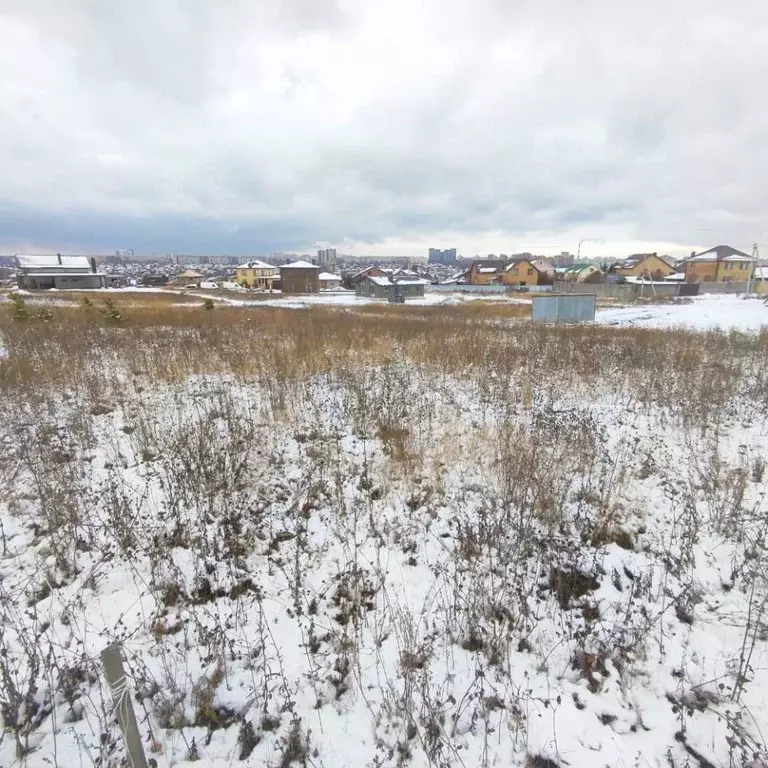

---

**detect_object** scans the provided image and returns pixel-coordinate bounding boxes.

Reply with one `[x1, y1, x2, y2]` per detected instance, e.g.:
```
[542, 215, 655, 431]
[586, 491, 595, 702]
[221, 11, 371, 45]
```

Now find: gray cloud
[0, 0, 767, 256]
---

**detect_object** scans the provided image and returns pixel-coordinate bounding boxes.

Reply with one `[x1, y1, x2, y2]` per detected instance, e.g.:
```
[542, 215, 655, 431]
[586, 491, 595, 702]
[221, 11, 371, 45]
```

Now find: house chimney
[90, 257, 97, 273]
[57, 253, 62, 265]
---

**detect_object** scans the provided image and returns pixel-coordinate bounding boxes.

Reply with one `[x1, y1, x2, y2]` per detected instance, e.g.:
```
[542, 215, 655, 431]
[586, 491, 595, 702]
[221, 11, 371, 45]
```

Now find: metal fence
[556, 280, 754, 297]
[532, 293, 597, 323]
[428, 284, 553, 294]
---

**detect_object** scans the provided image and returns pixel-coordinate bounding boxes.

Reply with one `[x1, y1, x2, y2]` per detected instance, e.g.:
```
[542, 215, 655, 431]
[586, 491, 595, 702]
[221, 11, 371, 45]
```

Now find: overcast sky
[1, 0, 767, 258]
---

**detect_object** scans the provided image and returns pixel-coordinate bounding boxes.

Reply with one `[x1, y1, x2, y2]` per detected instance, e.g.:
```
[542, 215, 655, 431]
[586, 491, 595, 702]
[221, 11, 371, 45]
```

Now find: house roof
[366, 275, 429, 287]
[177, 270, 203, 278]
[503, 258, 539, 272]
[281, 260, 319, 269]
[687, 245, 752, 263]
[477, 267, 498, 273]
[318, 272, 342, 281]
[471, 259, 504, 270]
[236, 260, 276, 270]
[562, 262, 599, 274]
[754, 267, 768, 280]
[16, 254, 92, 271]
[615, 253, 673, 269]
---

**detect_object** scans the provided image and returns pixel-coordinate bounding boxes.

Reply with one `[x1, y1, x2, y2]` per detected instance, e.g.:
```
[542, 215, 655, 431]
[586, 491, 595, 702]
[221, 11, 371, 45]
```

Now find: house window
[510, 268, 518, 275]
[527, 268, 533, 275]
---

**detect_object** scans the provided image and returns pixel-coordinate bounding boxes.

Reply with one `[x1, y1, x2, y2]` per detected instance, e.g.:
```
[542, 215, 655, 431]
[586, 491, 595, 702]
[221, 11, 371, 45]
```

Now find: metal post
[101, 643, 149, 768]
[746, 243, 758, 297]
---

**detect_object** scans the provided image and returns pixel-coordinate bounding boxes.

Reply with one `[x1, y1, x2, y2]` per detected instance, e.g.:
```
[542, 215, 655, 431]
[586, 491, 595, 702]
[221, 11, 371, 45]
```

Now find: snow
[6, 302, 768, 768]
[235, 260, 276, 270]
[3, 359, 768, 767]
[596, 295, 768, 331]
[318, 272, 342, 281]
[15, 254, 92, 270]
[280, 260, 319, 269]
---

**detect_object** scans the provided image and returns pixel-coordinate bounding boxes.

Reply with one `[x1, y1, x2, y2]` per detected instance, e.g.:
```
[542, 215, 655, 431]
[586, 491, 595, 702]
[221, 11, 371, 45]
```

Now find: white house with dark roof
[15, 254, 106, 290]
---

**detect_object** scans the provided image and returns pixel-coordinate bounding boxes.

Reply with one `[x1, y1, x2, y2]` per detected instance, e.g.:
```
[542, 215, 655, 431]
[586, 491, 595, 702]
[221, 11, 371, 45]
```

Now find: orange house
[612, 254, 675, 280]
[499, 259, 543, 287]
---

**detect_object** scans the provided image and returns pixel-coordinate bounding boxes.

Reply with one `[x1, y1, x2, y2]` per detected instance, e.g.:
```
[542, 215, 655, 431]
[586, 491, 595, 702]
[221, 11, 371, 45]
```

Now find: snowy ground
[2, 353, 768, 767]
[2, 298, 768, 767]
[596, 294, 768, 331]
[194, 289, 525, 308]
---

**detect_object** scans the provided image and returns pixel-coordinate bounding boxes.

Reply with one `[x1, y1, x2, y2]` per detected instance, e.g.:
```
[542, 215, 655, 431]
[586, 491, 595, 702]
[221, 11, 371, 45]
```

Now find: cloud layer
[1, 0, 767, 256]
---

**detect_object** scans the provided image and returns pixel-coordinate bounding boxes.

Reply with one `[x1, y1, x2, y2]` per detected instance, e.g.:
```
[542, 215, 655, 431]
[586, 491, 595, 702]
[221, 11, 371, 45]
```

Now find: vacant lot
[1, 296, 768, 767]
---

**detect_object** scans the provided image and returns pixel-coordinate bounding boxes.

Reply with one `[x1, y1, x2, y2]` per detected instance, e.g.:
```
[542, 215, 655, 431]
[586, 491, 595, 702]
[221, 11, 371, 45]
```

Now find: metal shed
[532, 293, 596, 323]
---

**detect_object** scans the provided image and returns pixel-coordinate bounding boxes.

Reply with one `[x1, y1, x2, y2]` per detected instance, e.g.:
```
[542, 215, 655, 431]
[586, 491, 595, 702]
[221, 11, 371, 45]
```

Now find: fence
[556, 280, 757, 298]
[428, 284, 553, 294]
[555, 282, 634, 298]
[696, 281, 750, 294]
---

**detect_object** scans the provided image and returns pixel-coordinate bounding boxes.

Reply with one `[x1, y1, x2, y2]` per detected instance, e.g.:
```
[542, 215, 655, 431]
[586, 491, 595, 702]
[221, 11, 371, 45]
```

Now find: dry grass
[2, 297, 767, 423]
[2, 292, 768, 767]
[25, 290, 204, 305]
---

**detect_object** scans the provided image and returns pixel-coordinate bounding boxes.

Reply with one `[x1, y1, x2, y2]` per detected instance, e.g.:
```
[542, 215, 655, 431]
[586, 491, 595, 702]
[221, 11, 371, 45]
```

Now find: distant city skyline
[1, 238, 709, 261]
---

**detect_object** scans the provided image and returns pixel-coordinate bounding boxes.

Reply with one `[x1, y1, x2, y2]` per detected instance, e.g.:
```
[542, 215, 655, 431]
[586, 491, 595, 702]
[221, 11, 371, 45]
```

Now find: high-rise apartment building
[428, 248, 457, 265]
[317, 248, 338, 271]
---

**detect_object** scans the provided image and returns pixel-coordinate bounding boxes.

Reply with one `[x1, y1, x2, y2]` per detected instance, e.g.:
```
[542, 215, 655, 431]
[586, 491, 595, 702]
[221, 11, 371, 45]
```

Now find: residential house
[355, 274, 429, 300]
[235, 260, 279, 289]
[319, 272, 343, 291]
[172, 270, 204, 287]
[348, 266, 390, 286]
[499, 258, 545, 287]
[683, 245, 754, 283]
[611, 253, 675, 280]
[560, 263, 604, 283]
[441, 268, 470, 285]
[530, 259, 556, 280]
[467, 260, 505, 285]
[15, 254, 107, 290]
[280, 260, 320, 294]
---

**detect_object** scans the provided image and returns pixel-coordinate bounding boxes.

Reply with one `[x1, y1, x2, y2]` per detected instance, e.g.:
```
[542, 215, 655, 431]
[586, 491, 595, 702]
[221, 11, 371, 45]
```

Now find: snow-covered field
[200, 290, 521, 309]
[1, 303, 768, 768]
[596, 294, 768, 332]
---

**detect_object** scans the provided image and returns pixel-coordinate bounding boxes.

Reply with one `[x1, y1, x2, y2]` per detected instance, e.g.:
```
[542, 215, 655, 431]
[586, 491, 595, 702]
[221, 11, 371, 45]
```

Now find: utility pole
[746, 243, 759, 296]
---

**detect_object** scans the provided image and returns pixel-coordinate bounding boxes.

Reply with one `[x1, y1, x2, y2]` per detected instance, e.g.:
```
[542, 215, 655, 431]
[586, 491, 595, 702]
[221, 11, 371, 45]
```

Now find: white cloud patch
[0, 0, 767, 256]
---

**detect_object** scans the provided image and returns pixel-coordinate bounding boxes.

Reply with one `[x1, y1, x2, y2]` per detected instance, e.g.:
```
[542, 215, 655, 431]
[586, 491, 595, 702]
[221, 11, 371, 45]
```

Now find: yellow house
[613, 253, 674, 280]
[235, 260, 279, 289]
[684, 246, 754, 283]
[499, 258, 543, 287]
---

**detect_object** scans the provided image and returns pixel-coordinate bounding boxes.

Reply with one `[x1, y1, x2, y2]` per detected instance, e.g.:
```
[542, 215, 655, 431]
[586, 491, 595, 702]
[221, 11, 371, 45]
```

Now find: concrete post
[100, 643, 149, 768]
